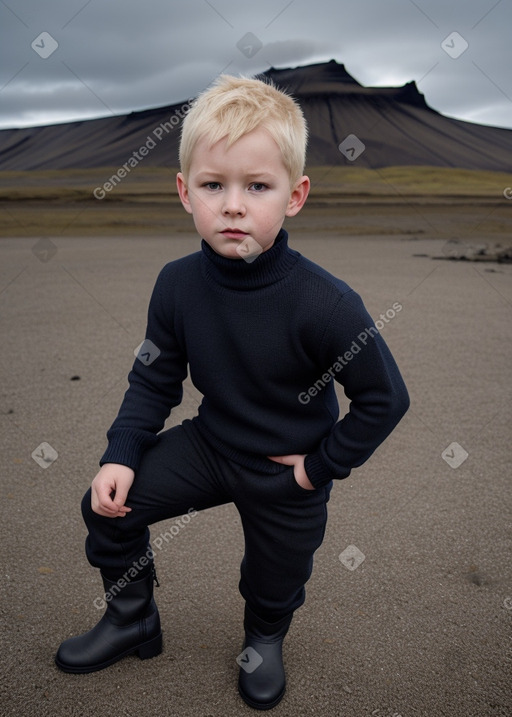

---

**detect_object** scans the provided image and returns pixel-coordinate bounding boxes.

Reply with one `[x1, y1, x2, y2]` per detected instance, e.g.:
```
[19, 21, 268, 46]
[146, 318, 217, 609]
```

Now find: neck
[200, 229, 299, 291]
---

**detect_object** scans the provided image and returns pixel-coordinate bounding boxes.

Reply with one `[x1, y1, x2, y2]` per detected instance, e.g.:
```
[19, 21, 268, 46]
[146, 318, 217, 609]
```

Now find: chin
[225, 247, 245, 260]
[206, 240, 242, 259]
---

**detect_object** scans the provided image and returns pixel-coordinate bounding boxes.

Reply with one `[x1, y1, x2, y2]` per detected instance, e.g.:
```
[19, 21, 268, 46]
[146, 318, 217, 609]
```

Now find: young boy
[55, 75, 409, 710]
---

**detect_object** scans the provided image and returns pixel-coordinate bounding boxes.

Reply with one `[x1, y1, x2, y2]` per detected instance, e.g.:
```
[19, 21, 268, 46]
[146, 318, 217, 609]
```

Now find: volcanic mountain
[0, 59, 511, 171]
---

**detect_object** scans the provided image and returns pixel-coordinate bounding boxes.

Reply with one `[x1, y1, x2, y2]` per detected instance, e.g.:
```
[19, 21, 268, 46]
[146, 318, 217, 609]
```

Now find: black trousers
[81, 419, 332, 621]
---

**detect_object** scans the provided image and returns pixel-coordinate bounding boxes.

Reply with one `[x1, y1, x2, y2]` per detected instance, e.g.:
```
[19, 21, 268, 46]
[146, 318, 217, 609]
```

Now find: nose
[222, 188, 245, 216]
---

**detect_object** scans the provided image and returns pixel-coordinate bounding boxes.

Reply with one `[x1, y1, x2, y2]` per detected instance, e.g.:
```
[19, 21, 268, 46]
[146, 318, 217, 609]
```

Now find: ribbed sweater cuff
[99, 429, 158, 470]
[305, 452, 347, 489]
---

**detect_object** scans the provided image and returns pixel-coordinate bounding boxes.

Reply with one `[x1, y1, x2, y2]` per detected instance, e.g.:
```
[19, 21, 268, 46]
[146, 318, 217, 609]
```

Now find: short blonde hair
[179, 74, 308, 186]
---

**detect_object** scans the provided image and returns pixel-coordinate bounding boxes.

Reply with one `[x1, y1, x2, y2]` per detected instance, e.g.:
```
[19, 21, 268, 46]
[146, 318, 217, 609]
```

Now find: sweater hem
[193, 419, 287, 476]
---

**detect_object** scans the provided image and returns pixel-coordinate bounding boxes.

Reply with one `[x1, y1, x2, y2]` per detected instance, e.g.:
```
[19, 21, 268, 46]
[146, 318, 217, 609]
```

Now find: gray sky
[1, 0, 511, 130]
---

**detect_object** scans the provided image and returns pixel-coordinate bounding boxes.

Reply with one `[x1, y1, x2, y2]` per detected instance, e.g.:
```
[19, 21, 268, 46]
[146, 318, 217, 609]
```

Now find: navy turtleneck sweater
[100, 229, 409, 489]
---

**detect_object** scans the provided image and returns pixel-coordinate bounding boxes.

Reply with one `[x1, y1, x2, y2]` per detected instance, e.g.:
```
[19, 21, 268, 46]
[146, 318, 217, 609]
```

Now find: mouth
[221, 228, 248, 240]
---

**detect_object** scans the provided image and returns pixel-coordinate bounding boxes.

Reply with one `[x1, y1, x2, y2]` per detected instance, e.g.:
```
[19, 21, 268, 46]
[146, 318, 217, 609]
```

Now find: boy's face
[176, 127, 309, 259]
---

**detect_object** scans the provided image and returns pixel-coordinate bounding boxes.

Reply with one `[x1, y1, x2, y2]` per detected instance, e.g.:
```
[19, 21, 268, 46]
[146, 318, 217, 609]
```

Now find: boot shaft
[101, 568, 158, 626]
[243, 604, 293, 642]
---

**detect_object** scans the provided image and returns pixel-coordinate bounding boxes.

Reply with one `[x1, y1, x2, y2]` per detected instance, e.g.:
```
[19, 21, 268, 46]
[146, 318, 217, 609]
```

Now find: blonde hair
[179, 75, 308, 186]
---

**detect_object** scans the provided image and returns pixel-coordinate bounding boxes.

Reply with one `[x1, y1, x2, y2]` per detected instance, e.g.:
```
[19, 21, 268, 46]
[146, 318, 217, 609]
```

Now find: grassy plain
[0, 166, 511, 239]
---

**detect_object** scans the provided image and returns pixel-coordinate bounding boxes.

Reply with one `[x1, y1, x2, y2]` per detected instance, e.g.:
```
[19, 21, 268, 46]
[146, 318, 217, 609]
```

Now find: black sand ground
[1, 232, 511, 716]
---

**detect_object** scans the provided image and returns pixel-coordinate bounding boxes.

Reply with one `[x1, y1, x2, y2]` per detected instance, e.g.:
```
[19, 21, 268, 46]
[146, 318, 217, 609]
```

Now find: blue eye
[204, 182, 221, 190]
[250, 183, 267, 191]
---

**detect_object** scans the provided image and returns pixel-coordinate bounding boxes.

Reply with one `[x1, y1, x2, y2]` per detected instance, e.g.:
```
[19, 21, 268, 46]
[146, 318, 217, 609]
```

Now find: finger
[92, 485, 118, 515]
[93, 500, 131, 518]
[113, 505, 132, 516]
[112, 483, 131, 511]
[268, 455, 296, 465]
[92, 500, 118, 517]
[95, 485, 117, 511]
[93, 495, 118, 515]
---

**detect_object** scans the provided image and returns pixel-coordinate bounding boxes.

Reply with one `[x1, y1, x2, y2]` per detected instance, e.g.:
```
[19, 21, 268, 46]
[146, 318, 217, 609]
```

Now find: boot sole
[55, 631, 163, 674]
[238, 684, 286, 711]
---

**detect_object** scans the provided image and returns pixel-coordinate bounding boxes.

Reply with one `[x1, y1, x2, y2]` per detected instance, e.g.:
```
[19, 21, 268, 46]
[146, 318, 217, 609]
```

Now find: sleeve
[304, 290, 410, 489]
[99, 264, 188, 470]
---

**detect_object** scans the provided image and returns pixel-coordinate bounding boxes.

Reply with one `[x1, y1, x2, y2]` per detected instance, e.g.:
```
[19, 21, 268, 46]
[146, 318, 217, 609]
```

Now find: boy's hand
[91, 463, 135, 517]
[267, 454, 315, 490]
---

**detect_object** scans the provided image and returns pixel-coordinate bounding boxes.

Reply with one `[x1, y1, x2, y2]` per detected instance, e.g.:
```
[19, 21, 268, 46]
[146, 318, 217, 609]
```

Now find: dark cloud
[0, 0, 510, 129]
[260, 39, 339, 68]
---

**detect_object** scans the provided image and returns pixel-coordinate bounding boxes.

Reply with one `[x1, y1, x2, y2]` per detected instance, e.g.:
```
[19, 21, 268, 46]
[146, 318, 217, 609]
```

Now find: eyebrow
[194, 171, 277, 181]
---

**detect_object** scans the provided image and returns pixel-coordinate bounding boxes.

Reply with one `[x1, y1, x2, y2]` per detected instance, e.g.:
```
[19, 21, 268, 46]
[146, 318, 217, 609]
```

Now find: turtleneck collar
[200, 228, 299, 291]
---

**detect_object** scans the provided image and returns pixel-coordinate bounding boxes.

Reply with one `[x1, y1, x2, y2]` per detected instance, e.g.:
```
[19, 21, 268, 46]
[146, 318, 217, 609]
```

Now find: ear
[285, 175, 310, 217]
[176, 172, 193, 214]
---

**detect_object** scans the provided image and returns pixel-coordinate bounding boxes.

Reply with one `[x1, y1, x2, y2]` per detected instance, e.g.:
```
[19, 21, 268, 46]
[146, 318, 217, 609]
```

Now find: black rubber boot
[55, 568, 162, 673]
[238, 604, 293, 710]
